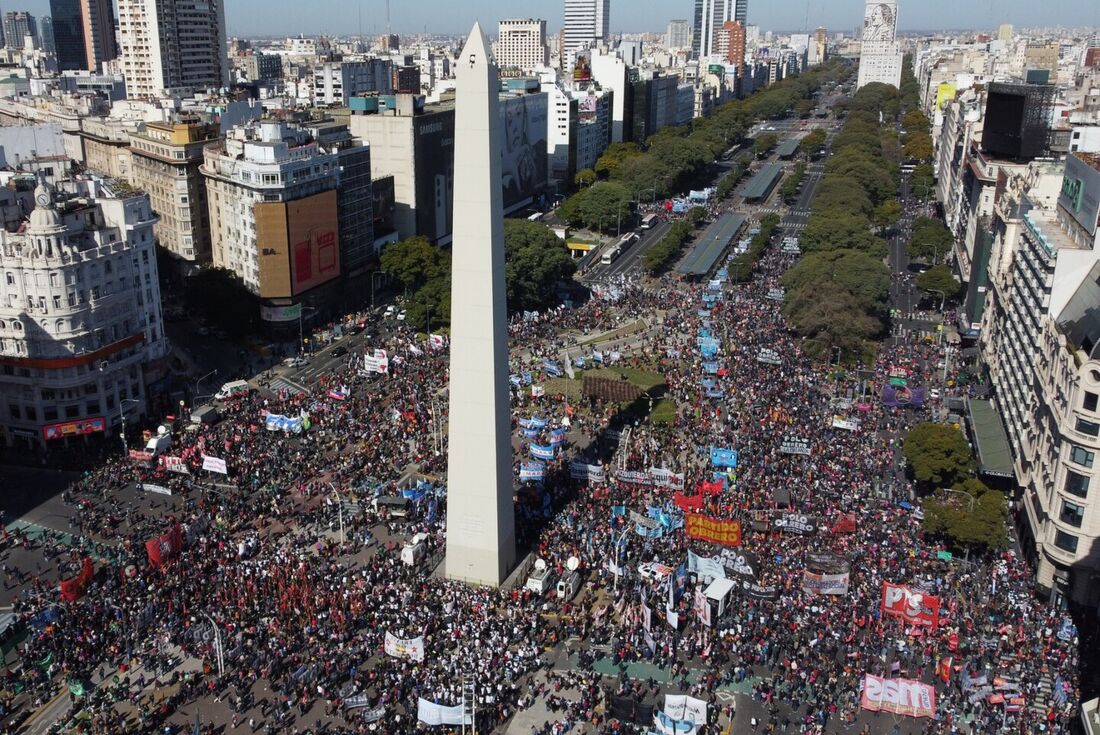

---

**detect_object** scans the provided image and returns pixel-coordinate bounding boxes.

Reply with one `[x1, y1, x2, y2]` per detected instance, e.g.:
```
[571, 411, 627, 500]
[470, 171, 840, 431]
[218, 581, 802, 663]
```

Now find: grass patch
[543, 377, 583, 401]
[650, 399, 677, 425]
[576, 319, 649, 346]
[581, 367, 665, 393]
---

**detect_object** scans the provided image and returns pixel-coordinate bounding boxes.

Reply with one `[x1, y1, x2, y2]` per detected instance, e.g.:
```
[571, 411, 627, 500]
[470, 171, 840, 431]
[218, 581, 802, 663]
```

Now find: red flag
[674, 492, 704, 512]
[831, 513, 858, 534]
[699, 480, 724, 496]
[59, 557, 94, 601]
[146, 523, 183, 567]
[937, 656, 953, 682]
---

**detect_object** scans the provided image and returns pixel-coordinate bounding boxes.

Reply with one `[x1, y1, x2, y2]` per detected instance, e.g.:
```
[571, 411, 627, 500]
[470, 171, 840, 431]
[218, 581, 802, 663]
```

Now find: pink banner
[860, 674, 936, 718]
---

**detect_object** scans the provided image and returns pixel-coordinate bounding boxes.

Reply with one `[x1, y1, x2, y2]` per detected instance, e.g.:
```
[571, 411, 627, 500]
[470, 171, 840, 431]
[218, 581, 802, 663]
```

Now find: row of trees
[557, 59, 852, 234]
[641, 215, 702, 275]
[729, 213, 781, 282]
[380, 220, 576, 330]
[781, 82, 898, 361]
[779, 161, 807, 204]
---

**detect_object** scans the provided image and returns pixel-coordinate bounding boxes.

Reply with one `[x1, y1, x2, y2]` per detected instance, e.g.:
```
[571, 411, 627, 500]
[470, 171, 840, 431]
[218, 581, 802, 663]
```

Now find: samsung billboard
[1059, 153, 1100, 238]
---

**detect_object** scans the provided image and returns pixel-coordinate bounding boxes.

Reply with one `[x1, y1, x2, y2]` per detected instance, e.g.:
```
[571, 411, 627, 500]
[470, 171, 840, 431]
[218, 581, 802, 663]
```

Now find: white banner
[384, 632, 425, 662]
[429, 334, 445, 351]
[417, 698, 470, 726]
[531, 385, 545, 398]
[832, 416, 860, 431]
[779, 437, 812, 455]
[363, 354, 389, 375]
[654, 711, 697, 734]
[642, 603, 652, 633]
[569, 461, 605, 483]
[260, 304, 303, 323]
[694, 587, 712, 627]
[139, 483, 172, 496]
[201, 455, 227, 475]
[664, 694, 708, 725]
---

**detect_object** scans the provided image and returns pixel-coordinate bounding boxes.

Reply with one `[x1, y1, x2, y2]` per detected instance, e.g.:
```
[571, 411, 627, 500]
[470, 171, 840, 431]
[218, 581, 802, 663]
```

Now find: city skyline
[5, 0, 1100, 37]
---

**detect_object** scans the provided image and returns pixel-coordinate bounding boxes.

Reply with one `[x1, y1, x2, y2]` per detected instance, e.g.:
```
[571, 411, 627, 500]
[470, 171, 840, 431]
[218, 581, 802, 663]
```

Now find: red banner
[685, 514, 741, 547]
[59, 558, 94, 601]
[831, 513, 858, 534]
[881, 582, 940, 627]
[937, 657, 953, 683]
[674, 492, 704, 512]
[698, 480, 724, 496]
[145, 524, 183, 567]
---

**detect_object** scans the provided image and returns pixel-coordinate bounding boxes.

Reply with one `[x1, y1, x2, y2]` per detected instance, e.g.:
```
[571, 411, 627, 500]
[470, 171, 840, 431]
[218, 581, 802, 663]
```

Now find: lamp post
[193, 370, 217, 406]
[327, 481, 344, 545]
[298, 306, 317, 357]
[119, 398, 141, 459]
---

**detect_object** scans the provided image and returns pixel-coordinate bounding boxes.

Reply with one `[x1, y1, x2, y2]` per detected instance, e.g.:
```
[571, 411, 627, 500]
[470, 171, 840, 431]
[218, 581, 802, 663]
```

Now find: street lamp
[327, 482, 344, 545]
[298, 306, 318, 357]
[118, 398, 141, 459]
[193, 370, 217, 405]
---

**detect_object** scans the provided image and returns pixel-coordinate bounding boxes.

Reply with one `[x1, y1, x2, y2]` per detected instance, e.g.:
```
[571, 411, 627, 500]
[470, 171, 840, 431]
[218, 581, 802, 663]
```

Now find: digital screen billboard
[500, 93, 548, 211]
[43, 417, 106, 441]
[1059, 154, 1100, 237]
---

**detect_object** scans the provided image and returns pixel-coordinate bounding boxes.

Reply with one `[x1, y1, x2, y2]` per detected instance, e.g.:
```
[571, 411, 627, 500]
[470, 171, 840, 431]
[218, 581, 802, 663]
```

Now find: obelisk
[444, 22, 516, 586]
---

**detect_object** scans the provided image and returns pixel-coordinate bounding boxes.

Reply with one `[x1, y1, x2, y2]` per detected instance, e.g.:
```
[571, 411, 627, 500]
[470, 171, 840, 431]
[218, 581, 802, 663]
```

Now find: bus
[601, 246, 622, 265]
[641, 213, 659, 229]
[617, 232, 640, 251]
[526, 212, 543, 222]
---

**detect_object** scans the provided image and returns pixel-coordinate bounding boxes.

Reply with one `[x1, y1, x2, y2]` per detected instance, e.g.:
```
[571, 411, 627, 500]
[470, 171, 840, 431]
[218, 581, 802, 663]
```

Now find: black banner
[774, 513, 817, 535]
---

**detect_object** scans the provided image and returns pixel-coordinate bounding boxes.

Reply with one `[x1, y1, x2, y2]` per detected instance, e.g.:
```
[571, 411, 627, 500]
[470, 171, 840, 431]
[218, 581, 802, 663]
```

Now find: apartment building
[117, 0, 229, 99]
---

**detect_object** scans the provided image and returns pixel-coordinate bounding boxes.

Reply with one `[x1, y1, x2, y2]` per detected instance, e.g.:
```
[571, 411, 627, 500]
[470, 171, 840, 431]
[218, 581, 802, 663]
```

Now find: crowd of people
[0, 216, 1083, 734]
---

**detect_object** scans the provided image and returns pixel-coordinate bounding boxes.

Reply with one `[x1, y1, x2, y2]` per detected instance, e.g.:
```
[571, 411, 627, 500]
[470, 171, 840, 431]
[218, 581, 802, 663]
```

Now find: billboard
[935, 82, 956, 111]
[413, 109, 456, 242]
[862, 1, 898, 42]
[578, 95, 598, 114]
[43, 417, 106, 441]
[255, 190, 341, 298]
[260, 304, 303, 323]
[499, 93, 548, 211]
[573, 51, 592, 82]
[1059, 153, 1100, 237]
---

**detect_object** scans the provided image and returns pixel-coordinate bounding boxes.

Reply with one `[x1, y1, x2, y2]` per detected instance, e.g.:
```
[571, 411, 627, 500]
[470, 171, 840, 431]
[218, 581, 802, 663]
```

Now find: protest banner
[802, 570, 850, 595]
[384, 632, 425, 662]
[860, 674, 936, 718]
[685, 514, 741, 546]
[881, 582, 941, 627]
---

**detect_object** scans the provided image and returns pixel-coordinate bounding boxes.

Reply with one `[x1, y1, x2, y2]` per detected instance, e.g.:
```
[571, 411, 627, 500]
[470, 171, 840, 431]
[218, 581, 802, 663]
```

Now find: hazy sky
[12, 0, 1100, 37]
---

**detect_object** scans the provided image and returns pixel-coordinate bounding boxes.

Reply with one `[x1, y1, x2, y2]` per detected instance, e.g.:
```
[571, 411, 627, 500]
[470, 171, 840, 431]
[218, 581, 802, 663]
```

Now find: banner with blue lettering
[549, 428, 567, 447]
[530, 444, 556, 461]
[528, 417, 550, 429]
[710, 447, 739, 468]
[706, 388, 726, 399]
[697, 310, 711, 318]
[523, 428, 540, 438]
[543, 361, 562, 377]
[426, 497, 438, 523]
[402, 486, 428, 503]
[519, 461, 546, 481]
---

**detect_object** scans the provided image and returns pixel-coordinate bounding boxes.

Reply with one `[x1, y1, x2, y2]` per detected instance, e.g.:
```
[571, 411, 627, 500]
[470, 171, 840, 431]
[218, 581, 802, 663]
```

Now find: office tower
[497, 19, 549, 72]
[117, 0, 229, 98]
[445, 23, 516, 587]
[856, 0, 904, 89]
[997, 23, 1014, 42]
[734, 0, 748, 25]
[809, 26, 828, 65]
[692, 0, 741, 59]
[50, 0, 118, 72]
[3, 11, 37, 49]
[562, 0, 610, 57]
[39, 16, 55, 55]
[667, 19, 691, 51]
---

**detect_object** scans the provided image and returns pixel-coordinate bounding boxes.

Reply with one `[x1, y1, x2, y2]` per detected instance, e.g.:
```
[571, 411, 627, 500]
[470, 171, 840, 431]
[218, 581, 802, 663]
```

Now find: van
[145, 428, 172, 457]
[190, 405, 220, 426]
[525, 564, 557, 595]
[556, 571, 581, 600]
[372, 496, 411, 518]
[215, 380, 251, 400]
[401, 540, 426, 566]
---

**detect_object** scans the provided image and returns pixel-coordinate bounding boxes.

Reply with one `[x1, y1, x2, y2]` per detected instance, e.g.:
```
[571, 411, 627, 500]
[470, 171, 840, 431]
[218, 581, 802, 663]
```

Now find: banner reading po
[881, 582, 940, 627]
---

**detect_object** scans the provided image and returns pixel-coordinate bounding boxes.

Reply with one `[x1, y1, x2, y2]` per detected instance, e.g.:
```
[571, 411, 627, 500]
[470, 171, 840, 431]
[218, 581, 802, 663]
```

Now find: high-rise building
[129, 118, 221, 271]
[3, 12, 38, 49]
[809, 26, 828, 65]
[312, 60, 394, 106]
[50, 0, 118, 72]
[856, 0, 903, 89]
[997, 23, 1014, 42]
[445, 23, 516, 588]
[723, 21, 746, 67]
[39, 16, 55, 56]
[0, 178, 168, 449]
[692, 0, 742, 59]
[117, 0, 229, 99]
[497, 19, 549, 73]
[666, 19, 691, 51]
[562, 0, 610, 58]
[733, 0, 748, 25]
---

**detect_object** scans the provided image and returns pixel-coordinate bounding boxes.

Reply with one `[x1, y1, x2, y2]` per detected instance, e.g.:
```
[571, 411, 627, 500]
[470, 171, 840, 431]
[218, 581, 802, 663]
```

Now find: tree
[753, 133, 779, 158]
[688, 206, 708, 227]
[908, 217, 954, 263]
[594, 142, 642, 179]
[903, 109, 931, 135]
[916, 265, 963, 301]
[380, 236, 449, 292]
[872, 199, 902, 233]
[903, 132, 934, 162]
[922, 479, 1009, 553]
[783, 249, 891, 315]
[800, 212, 886, 256]
[558, 181, 632, 233]
[574, 168, 596, 188]
[902, 422, 974, 487]
[780, 162, 807, 203]
[503, 219, 577, 312]
[783, 280, 882, 360]
[802, 128, 827, 158]
[909, 163, 934, 200]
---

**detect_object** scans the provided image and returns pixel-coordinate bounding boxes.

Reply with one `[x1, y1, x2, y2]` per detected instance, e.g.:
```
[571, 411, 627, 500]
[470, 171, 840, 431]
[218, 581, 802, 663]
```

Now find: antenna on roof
[386, 0, 391, 36]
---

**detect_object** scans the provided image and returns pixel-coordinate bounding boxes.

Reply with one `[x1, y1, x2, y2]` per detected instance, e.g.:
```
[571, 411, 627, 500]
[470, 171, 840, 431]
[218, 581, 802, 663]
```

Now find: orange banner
[685, 514, 741, 547]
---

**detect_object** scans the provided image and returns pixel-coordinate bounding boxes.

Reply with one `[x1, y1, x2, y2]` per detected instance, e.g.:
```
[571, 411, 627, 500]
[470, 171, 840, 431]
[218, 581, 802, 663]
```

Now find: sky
[11, 0, 1100, 37]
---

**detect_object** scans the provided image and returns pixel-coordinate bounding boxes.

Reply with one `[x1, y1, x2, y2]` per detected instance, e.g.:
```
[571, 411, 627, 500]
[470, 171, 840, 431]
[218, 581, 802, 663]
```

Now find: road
[580, 220, 672, 287]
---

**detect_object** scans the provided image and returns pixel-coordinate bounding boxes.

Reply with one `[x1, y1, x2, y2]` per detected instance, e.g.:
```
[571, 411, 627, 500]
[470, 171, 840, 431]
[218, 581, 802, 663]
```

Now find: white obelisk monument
[445, 22, 516, 586]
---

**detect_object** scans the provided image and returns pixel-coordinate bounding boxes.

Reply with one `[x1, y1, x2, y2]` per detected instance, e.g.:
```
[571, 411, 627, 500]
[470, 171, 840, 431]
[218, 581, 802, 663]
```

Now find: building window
[43, 407, 56, 421]
[64, 405, 79, 419]
[1077, 418, 1100, 437]
[1060, 500, 1085, 528]
[1070, 446, 1095, 468]
[1086, 392, 1099, 412]
[1053, 530, 1079, 554]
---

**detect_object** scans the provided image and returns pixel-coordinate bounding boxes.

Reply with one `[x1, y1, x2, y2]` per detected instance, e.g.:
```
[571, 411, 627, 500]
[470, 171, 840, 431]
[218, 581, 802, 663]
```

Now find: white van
[401, 540, 426, 566]
[145, 427, 172, 457]
[215, 380, 251, 400]
[525, 563, 557, 595]
[556, 571, 581, 600]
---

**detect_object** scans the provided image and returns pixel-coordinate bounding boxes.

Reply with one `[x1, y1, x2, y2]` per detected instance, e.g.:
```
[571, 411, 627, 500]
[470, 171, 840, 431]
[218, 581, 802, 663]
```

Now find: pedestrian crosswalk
[269, 376, 309, 397]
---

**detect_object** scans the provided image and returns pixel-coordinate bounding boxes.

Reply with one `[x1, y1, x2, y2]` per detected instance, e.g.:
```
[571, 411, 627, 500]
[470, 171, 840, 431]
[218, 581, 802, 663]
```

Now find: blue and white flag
[549, 428, 567, 446]
[592, 351, 604, 364]
[703, 362, 720, 374]
[543, 361, 562, 377]
[521, 371, 533, 385]
[636, 523, 664, 539]
[519, 461, 546, 481]
[528, 416, 550, 429]
[530, 444, 556, 461]
[710, 447, 738, 468]
[509, 374, 522, 386]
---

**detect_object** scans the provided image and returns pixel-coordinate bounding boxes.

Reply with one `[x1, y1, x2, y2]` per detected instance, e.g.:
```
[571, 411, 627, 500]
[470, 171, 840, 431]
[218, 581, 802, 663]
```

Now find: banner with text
[860, 674, 936, 718]
[881, 582, 940, 627]
[384, 632, 425, 662]
[685, 514, 741, 547]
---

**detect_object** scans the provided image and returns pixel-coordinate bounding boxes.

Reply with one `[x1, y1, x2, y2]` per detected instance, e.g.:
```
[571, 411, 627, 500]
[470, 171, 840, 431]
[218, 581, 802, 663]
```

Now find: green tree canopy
[800, 212, 886, 256]
[903, 422, 974, 487]
[908, 216, 954, 263]
[753, 133, 779, 157]
[574, 168, 596, 188]
[916, 265, 963, 300]
[557, 181, 632, 233]
[921, 479, 1009, 553]
[801, 128, 827, 158]
[783, 249, 891, 314]
[503, 219, 577, 312]
[909, 163, 935, 200]
[379, 236, 449, 292]
[872, 199, 903, 232]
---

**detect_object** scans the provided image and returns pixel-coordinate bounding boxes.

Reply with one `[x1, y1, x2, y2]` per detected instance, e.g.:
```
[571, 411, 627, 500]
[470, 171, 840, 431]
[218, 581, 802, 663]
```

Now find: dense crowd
[0, 227, 1082, 735]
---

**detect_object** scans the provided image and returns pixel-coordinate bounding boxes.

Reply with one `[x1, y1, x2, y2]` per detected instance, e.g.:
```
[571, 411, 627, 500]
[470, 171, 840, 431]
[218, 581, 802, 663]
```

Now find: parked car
[331, 345, 348, 357]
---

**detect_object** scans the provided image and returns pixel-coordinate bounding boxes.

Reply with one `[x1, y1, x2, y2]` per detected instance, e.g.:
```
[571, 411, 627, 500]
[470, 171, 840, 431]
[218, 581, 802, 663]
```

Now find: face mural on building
[863, 2, 896, 42]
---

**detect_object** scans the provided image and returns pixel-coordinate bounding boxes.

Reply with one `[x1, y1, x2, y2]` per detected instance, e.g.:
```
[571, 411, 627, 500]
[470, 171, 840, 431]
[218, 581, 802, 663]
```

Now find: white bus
[527, 212, 543, 222]
[617, 232, 640, 251]
[641, 213, 659, 229]
[601, 246, 622, 265]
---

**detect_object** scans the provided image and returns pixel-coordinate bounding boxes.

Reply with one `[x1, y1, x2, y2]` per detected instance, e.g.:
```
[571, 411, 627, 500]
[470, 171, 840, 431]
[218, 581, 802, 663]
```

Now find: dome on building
[27, 178, 63, 233]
